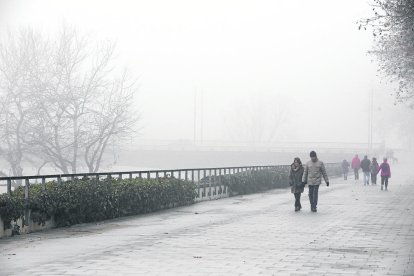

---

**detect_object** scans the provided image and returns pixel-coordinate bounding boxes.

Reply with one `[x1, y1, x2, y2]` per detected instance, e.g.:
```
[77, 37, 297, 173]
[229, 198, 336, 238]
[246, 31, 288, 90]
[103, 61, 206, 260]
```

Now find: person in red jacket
[351, 154, 361, 180]
[377, 158, 391, 191]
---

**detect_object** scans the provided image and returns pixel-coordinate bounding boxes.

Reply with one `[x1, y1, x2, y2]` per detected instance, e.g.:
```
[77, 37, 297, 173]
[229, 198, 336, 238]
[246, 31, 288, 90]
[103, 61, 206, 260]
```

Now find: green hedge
[219, 167, 290, 196]
[0, 164, 341, 232]
[0, 177, 196, 228]
[0, 193, 24, 229]
[206, 164, 341, 196]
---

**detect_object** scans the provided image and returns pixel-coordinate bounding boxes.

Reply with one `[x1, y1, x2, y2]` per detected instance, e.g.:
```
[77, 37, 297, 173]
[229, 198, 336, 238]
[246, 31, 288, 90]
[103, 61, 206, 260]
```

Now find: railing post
[42, 177, 46, 191]
[191, 170, 197, 198]
[214, 169, 217, 196]
[58, 175, 62, 185]
[185, 170, 188, 181]
[223, 169, 226, 194]
[197, 170, 201, 198]
[247, 167, 251, 186]
[118, 173, 123, 181]
[7, 179, 11, 195]
[203, 170, 206, 198]
[208, 169, 212, 197]
[147, 172, 150, 180]
[24, 178, 30, 226]
[218, 169, 222, 196]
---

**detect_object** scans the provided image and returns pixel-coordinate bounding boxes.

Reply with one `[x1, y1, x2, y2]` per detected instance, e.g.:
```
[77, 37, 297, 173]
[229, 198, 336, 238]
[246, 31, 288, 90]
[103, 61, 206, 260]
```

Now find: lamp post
[368, 89, 374, 154]
[194, 88, 197, 144]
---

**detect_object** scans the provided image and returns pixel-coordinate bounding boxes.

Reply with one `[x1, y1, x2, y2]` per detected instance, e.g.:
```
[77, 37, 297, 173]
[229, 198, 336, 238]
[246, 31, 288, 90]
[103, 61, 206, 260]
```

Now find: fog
[1, 0, 412, 172]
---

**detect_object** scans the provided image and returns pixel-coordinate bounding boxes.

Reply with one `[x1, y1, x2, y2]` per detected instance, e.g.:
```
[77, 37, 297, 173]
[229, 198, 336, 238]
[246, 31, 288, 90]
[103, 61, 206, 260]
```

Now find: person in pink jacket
[377, 158, 391, 191]
[351, 154, 361, 180]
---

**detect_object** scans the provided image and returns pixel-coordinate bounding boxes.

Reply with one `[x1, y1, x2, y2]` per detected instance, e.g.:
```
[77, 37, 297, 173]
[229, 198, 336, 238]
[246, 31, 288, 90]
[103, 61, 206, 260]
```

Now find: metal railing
[0, 163, 342, 199]
[0, 165, 285, 198]
[0, 163, 342, 227]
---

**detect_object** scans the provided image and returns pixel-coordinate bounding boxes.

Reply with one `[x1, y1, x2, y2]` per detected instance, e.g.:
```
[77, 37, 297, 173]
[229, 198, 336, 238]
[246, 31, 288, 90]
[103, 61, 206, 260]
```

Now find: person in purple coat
[377, 158, 391, 191]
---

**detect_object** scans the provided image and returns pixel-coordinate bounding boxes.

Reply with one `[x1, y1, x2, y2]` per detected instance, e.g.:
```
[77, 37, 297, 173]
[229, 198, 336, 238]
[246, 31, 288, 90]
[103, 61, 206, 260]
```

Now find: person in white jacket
[302, 151, 329, 212]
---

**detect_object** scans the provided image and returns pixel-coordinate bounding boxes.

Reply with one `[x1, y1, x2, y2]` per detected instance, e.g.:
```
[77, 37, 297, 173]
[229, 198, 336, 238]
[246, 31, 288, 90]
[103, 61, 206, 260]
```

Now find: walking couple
[288, 151, 329, 212]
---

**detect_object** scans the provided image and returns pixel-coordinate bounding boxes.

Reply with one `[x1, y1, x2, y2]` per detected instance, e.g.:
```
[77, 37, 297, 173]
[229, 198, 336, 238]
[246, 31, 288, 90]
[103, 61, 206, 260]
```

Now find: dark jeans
[308, 185, 319, 209]
[294, 193, 302, 208]
[354, 169, 359, 180]
[343, 170, 348, 180]
[381, 176, 389, 189]
[371, 173, 377, 184]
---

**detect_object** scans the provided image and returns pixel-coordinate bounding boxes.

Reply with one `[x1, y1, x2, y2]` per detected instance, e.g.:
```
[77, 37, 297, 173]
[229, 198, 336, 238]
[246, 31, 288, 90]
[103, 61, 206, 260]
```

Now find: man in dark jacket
[302, 151, 329, 212]
[360, 155, 371, 186]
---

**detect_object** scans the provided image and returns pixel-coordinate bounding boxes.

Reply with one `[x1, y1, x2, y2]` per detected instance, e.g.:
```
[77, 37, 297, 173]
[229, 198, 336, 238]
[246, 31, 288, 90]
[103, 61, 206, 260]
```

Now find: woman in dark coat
[289, 157, 305, 211]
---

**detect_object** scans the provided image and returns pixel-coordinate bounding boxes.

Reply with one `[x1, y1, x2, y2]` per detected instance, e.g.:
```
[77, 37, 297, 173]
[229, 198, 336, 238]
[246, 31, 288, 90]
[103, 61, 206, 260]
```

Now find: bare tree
[0, 29, 44, 177]
[0, 26, 140, 175]
[359, 0, 414, 106]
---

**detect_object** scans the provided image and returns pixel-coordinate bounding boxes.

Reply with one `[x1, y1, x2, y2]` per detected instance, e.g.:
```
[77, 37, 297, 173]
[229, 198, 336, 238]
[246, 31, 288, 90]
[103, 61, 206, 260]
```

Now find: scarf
[291, 164, 302, 172]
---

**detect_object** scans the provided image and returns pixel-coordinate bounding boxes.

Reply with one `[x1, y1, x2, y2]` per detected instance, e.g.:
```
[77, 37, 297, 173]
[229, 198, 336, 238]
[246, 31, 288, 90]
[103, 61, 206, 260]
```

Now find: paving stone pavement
[1, 164, 414, 276]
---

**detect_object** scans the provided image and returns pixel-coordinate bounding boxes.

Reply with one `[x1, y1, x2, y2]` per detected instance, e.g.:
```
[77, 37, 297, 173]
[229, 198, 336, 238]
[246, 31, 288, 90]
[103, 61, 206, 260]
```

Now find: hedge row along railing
[0, 177, 197, 230]
[0, 163, 342, 233]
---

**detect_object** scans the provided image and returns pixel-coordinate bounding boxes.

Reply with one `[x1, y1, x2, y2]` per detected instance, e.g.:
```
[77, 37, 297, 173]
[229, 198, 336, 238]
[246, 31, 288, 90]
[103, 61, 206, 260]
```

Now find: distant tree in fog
[224, 96, 289, 144]
[375, 102, 414, 149]
[0, 26, 140, 175]
[360, 0, 414, 106]
[0, 29, 39, 177]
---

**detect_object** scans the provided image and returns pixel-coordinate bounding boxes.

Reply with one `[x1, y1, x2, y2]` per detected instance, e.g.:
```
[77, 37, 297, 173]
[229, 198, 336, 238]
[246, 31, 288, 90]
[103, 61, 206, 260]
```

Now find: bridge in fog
[113, 140, 386, 170]
[124, 139, 384, 154]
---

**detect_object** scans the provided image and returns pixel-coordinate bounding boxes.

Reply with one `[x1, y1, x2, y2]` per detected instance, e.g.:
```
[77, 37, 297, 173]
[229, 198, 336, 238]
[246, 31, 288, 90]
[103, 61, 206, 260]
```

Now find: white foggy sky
[0, 0, 397, 144]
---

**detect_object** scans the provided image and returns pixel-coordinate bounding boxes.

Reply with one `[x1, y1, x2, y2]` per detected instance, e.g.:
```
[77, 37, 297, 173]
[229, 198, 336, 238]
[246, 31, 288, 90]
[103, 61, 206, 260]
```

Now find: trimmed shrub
[0, 177, 196, 229]
[0, 163, 342, 232]
[0, 193, 24, 229]
[219, 167, 290, 196]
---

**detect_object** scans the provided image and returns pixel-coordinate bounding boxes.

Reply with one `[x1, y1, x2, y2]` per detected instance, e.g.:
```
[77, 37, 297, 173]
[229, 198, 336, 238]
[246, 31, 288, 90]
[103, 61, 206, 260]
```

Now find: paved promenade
[1, 164, 414, 275]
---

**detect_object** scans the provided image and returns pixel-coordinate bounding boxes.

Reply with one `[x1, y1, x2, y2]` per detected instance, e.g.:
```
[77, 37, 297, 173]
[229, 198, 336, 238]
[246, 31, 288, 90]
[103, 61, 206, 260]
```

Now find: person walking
[341, 159, 350, 180]
[360, 155, 371, 186]
[288, 157, 305, 212]
[351, 154, 361, 180]
[302, 151, 329, 212]
[377, 158, 391, 191]
[371, 157, 379, 185]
